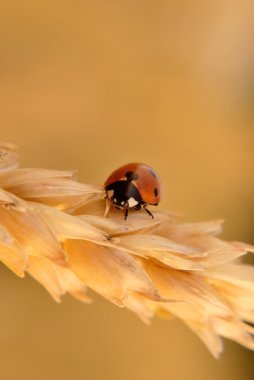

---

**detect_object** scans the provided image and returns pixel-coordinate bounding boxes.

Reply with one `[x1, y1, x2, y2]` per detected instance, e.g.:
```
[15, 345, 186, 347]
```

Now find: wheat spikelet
[0, 141, 254, 358]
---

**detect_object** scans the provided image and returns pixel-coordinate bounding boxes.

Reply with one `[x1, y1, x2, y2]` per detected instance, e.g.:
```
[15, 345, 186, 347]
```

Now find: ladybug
[104, 163, 162, 220]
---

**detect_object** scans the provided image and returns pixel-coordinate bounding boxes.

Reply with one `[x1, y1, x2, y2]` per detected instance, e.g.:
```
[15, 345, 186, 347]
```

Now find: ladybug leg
[144, 207, 154, 219]
[124, 207, 129, 220]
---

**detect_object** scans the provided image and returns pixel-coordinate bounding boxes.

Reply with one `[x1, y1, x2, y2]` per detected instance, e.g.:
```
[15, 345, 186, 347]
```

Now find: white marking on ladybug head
[113, 198, 117, 203]
[128, 197, 138, 208]
[121, 201, 125, 206]
[107, 189, 114, 199]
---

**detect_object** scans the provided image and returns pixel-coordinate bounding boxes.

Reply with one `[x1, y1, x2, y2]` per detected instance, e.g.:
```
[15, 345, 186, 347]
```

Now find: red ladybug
[104, 163, 162, 219]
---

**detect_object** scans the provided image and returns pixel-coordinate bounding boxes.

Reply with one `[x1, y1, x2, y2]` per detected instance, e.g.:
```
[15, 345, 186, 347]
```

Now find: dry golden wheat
[0, 141, 254, 358]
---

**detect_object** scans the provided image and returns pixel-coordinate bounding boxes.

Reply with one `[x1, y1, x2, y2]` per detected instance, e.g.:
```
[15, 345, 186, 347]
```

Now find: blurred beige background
[0, 1, 254, 379]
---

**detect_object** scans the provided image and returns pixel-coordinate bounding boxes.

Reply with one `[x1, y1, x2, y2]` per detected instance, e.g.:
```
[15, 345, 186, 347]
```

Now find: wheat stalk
[0, 141, 254, 358]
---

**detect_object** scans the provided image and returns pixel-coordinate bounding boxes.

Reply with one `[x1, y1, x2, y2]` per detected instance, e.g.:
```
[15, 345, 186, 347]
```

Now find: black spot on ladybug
[125, 171, 139, 181]
[149, 169, 157, 179]
[154, 187, 158, 197]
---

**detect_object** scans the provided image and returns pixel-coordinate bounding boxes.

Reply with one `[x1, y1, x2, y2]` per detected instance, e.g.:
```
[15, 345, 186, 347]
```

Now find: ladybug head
[105, 180, 143, 210]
